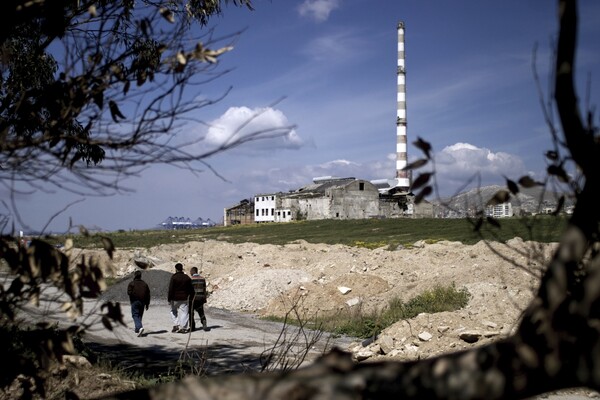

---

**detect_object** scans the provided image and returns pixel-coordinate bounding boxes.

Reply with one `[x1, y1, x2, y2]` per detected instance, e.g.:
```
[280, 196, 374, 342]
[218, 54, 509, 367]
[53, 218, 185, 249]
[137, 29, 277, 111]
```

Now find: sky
[9, 0, 600, 233]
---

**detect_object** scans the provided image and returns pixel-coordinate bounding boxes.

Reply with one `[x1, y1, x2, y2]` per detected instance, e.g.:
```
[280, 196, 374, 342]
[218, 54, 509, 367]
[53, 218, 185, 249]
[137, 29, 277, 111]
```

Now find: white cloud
[205, 106, 303, 153]
[297, 0, 340, 22]
[434, 142, 527, 195]
[301, 31, 365, 63]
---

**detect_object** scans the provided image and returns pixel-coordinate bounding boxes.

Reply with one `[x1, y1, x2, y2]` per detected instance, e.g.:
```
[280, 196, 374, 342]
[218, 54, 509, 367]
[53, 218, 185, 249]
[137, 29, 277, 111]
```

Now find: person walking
[127, 270, 151, 337]
[189, 267, 209, 331]
[167, 263, 194, 333]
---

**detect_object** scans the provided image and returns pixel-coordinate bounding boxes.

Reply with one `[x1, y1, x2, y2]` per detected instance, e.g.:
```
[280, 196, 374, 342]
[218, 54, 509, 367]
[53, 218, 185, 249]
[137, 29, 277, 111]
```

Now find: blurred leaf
[69, 153, 82, 168]
[403, 159, 428, 171]
[8, 277, 24, 296]
[108, 100, 126, 122]
[411, 173, 431, 191]
[92, 90, 104, 109]
[474, 217, 484, 232]
[505, 177, 519, 195]
[160, 7, 175, 23]
[547, 164, 570, 183]
[101, 315, 113, 331]
[486, 190, 510, 206]
[101, 236, 115, 259]
[486, 216, 501, 229]
[101, 301, 126, 327]
[552, 195, 565, 216]
[518, 176, 540, 188]
[60, 332, 76, 355]
[545, 150, 559, 161]
[413, 137, 432, 159]
[176, 51, 187, 65]
[414, 186, 432, 204]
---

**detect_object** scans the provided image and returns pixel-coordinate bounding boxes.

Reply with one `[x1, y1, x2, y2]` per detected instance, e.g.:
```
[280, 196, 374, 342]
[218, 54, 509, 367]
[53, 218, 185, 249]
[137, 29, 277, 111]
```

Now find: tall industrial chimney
[396, 21, 410, 189]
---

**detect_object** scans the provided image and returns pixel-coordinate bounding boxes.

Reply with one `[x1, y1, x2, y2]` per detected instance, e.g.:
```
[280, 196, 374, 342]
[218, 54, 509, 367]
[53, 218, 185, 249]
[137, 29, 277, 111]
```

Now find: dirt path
[79, 301, 355, 376]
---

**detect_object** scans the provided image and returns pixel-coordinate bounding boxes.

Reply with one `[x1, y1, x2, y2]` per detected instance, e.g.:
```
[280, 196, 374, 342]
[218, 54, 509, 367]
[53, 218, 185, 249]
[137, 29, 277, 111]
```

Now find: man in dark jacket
[127, 270, 151, 337]
[189, 267, 208, 331]
[167, 263, 194, 333]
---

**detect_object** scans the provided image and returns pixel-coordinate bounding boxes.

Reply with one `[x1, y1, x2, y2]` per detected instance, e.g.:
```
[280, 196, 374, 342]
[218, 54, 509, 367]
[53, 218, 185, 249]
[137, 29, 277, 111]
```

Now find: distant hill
[432, 185, 574, 217]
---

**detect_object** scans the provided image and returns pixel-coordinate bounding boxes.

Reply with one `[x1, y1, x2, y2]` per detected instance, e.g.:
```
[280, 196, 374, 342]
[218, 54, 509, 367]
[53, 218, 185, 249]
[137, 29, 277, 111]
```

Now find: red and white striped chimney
[396, 21, 410, 189]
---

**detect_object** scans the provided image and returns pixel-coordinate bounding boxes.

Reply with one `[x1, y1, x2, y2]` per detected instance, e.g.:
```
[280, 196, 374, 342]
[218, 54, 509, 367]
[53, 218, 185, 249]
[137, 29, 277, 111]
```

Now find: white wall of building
[254, 194, 276, 222]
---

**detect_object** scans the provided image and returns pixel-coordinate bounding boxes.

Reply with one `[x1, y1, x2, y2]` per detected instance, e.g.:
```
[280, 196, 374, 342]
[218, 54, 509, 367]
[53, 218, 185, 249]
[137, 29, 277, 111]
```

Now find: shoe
[137, 327, 144, 337]
[172, 325, 179, 332]
[177, 328, 189, 334]
[202, 323, 209, 331]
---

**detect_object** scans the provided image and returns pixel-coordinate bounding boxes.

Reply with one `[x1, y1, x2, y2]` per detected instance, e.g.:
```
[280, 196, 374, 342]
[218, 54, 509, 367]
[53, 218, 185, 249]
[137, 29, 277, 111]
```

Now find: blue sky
[10, 0, 600, 232]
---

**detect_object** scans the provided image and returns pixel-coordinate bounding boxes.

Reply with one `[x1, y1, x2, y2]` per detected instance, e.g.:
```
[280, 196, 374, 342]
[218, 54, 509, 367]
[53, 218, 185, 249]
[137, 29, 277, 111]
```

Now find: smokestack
[396, 21, 410, 189]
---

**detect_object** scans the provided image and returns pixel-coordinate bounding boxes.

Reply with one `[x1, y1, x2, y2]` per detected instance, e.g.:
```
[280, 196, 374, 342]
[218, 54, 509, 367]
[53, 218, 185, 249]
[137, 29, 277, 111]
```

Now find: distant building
[485, 202, 513, 218]
[248, 177, 433, 224]
[223, 199, 255, 226]
[159, 216, 216, 229]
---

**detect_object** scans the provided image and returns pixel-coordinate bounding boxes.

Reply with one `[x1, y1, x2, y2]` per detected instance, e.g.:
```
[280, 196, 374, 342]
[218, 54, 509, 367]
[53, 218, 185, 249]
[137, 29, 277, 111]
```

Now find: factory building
[222, 22, 436, 225]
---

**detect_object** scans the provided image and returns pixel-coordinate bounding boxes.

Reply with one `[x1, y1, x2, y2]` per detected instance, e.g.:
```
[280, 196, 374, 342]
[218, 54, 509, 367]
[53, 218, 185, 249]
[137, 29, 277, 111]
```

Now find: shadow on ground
[85, 340, 267, 377]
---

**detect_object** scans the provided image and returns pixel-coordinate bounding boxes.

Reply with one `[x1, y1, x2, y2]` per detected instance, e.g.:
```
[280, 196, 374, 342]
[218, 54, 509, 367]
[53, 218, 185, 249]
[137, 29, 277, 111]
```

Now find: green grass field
[55, 215, 567, 249]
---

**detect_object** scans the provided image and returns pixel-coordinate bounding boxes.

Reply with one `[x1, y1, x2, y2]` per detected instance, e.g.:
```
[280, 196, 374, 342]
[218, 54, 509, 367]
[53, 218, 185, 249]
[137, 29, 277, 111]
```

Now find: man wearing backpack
[189, 266, 209, 331]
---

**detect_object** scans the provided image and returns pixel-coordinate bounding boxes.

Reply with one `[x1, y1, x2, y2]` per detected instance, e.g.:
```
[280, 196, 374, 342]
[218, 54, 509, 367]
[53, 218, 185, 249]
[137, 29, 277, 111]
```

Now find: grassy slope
[55, 216, 567, 249]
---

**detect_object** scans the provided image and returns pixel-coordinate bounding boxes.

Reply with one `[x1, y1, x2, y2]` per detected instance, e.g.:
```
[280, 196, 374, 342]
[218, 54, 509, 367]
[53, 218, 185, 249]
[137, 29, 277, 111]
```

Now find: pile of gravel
[101, 269, 174, 305]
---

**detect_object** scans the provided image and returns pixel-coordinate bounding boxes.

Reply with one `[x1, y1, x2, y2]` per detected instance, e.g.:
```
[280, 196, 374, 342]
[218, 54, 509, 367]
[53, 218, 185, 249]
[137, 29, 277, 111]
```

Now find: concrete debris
[338, 286, 352, 294]
[418, 331, 433, 342]
[345, 297, 360, 307]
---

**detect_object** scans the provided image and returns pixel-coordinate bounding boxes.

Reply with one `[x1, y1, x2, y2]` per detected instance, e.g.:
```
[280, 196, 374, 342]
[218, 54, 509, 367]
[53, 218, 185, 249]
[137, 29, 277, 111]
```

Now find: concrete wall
[327, 180, 380, 219]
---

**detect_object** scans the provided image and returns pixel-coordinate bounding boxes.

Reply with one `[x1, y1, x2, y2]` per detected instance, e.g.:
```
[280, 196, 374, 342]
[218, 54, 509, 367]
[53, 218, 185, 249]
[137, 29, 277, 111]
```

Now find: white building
[486, 202, 513, 218]
[254, 194, 276, 223]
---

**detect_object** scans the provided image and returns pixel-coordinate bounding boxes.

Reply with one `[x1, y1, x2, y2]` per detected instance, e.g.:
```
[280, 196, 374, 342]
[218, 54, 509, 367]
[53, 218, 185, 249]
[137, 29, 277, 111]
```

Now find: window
[256, 209, 259, 217]
[359, 182, 365, 191]
[336, 212, 339, 217]
[271, 208, 274, 216]
[288, 211, 291, 216]
[271, 196, 274, 200]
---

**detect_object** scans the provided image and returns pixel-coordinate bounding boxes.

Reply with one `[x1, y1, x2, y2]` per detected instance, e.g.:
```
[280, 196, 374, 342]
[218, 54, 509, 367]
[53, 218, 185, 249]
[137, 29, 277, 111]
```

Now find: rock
[418, 331, 432, 342]
[405, 344, 419, 353]
[354, 349, 376, 361]
[345, 297, 360, 307]
[379, 335, 395, 355]
[482, 320, 498, 329]
[369, 344, 382, 355]
[438, 325, 450, 333]
[133, 256, 154, 269]
[338, 286, 352, 294]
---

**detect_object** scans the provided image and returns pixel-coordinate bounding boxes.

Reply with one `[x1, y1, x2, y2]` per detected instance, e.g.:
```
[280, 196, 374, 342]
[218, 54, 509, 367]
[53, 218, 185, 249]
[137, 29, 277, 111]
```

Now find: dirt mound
[87, 236, 554, 363]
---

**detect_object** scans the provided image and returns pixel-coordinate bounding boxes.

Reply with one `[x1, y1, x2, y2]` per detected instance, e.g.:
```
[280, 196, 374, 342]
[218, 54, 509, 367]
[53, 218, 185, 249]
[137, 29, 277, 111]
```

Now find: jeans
[170, 300, 189, 329]
[131, 300, 145, 332]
